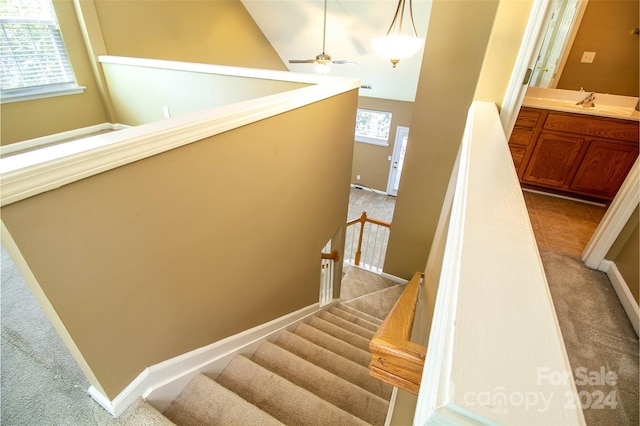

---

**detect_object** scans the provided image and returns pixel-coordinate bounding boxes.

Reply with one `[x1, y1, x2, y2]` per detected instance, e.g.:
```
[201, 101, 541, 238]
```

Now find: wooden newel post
[354, 211, 367, 266]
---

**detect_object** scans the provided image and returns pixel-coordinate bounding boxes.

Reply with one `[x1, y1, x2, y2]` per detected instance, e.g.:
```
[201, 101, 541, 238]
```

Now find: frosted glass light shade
[314, 62, 332, 75]
[371, 35, 424, 67]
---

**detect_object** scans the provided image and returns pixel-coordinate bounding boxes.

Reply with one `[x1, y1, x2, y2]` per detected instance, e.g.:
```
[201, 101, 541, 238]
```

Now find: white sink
[523, 88, 639, 121]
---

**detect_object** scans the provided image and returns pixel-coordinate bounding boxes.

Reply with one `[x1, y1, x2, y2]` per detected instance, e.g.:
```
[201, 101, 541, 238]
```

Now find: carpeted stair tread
[215, 355, 369, 426]
[293, 322, 371, 367]
[342, 284, 406, 321]
[317, 310, 375, 340]
[335, 304, 384, 327]
[276, 330, 393, 399]
[306, 316, 371, 351]
[340, 266, 399, 300]
[123, 399, 177, 425]
[162, 373, 282, 425]
[329, 305, 381, 332]
[251, 341, 389, 425]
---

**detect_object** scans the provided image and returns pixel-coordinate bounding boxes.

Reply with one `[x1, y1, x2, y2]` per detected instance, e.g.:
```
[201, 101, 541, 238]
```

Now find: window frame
[354, 108, 393, 147]
[0, 0, 84, 104]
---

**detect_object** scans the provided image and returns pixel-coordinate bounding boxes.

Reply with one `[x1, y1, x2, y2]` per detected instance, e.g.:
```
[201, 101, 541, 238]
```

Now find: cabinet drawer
[515, 108, 542, 128]
[544, 113, 639, 143]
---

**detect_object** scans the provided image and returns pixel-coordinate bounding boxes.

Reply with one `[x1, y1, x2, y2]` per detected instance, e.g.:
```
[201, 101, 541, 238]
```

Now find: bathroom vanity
[509, 88, 639, 203]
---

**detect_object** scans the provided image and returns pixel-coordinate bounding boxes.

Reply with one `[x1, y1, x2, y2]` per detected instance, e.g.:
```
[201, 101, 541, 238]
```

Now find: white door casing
[387, 126, 409, 196]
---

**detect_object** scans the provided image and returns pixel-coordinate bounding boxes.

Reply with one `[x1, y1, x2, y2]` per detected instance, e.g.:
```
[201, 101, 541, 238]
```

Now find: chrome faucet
[576, 92, 596, 107]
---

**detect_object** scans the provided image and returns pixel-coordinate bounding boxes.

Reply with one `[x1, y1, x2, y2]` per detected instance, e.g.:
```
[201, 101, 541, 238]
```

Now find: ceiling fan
[288, 0, 355, 73]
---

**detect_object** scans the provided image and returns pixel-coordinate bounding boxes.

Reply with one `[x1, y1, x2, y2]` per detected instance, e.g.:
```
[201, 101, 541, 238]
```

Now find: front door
[387, 126, 409, 196]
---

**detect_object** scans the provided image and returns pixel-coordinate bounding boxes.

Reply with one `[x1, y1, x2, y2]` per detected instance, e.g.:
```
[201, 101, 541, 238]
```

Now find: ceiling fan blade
[330, 60, 357, 65]
[287, 0, 355, 69]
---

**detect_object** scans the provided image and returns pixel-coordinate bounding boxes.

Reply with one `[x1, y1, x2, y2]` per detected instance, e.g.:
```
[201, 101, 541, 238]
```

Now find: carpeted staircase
[141, 267, 405, 425]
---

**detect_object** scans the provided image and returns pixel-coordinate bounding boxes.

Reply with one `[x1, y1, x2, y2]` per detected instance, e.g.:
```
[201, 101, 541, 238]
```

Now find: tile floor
[523, 190, 607, 257]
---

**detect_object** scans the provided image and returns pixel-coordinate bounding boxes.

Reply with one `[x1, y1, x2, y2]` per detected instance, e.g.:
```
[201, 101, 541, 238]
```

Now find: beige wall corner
[72, 0, 115, 123]
[1, 224, 108, 397]
[607, 206, 640, 304]
[384, 0, 501, 279]
[93, 0, 287, 71]
[474, 0, 534, 108]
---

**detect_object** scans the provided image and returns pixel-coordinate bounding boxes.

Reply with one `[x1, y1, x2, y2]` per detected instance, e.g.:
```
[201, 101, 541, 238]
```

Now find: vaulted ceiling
[241, 0, 431, 102]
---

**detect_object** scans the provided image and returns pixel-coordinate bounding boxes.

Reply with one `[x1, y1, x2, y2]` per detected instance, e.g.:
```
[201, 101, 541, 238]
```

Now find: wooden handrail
[346, 211, 391, 266]
[321, 250, 340, 261]
[369, 271, 426, 394]
[346, 211, 392, 228]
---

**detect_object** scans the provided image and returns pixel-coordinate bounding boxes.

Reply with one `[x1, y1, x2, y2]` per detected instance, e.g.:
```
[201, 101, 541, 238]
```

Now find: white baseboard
[88, 302, 323, 417]
[380, 271, 409, 284]
[350, 183, 389, 196]
[522, 188, 606, 207]
[599, 260, 639, 336]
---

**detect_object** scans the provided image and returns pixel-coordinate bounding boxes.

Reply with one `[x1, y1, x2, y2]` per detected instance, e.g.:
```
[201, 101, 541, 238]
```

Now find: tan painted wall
[606, 206, 639, 304]
[102, 62, 308, 125]
[384, 0, 501, 279]
[94, 0, 287, 71]
[1, 91, 358, 398]
[1, 1, 107, 145]
[1, 0, 286, 145]
[351, 97, 414, 192]
[474, 0, 534, 107]
[557, 0, 639, 96]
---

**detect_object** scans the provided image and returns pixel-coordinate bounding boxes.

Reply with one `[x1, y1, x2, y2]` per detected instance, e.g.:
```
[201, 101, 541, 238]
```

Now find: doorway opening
[529, 0, 584, 88]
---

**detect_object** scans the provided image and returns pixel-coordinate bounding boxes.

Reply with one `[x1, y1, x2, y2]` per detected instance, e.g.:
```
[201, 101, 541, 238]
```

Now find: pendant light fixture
[371, 0, 424, 68]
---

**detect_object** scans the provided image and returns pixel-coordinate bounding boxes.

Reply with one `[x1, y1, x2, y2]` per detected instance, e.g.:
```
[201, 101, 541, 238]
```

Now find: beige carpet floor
[540, 247, 639, 425]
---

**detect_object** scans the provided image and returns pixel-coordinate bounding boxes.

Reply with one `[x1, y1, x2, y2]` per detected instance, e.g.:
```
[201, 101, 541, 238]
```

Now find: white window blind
[0, 0, 82, 102]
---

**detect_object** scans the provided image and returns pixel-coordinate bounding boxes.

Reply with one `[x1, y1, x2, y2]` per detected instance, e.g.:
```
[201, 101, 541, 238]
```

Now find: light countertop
[522, 87, 639, 122]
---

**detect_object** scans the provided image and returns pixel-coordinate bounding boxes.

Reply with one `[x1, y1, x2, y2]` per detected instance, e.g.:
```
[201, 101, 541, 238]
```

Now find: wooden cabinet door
[522, 132, 585, 189]
[569, 139, 639, 200]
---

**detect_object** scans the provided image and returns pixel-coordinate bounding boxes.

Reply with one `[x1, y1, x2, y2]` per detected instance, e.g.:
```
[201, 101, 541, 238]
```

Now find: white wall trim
[0, 57, 360, 207]
[582, 158, 640, 269]
[0, 123, 128, 157]
[599, 260, 639, 336]
[97, 55, 333, 85]
[414, 102, 585, 425]
[88, 302, 324, 417]
[499, 0, 552, 139]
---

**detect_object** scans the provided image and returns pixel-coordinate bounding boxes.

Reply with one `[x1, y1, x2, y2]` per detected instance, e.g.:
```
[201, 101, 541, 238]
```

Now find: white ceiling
[241, 0, 431, 102]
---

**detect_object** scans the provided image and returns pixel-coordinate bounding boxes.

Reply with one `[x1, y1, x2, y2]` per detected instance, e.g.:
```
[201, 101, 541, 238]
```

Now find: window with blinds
[0, 0, 82, 103]
[355, 108, 392, 146]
